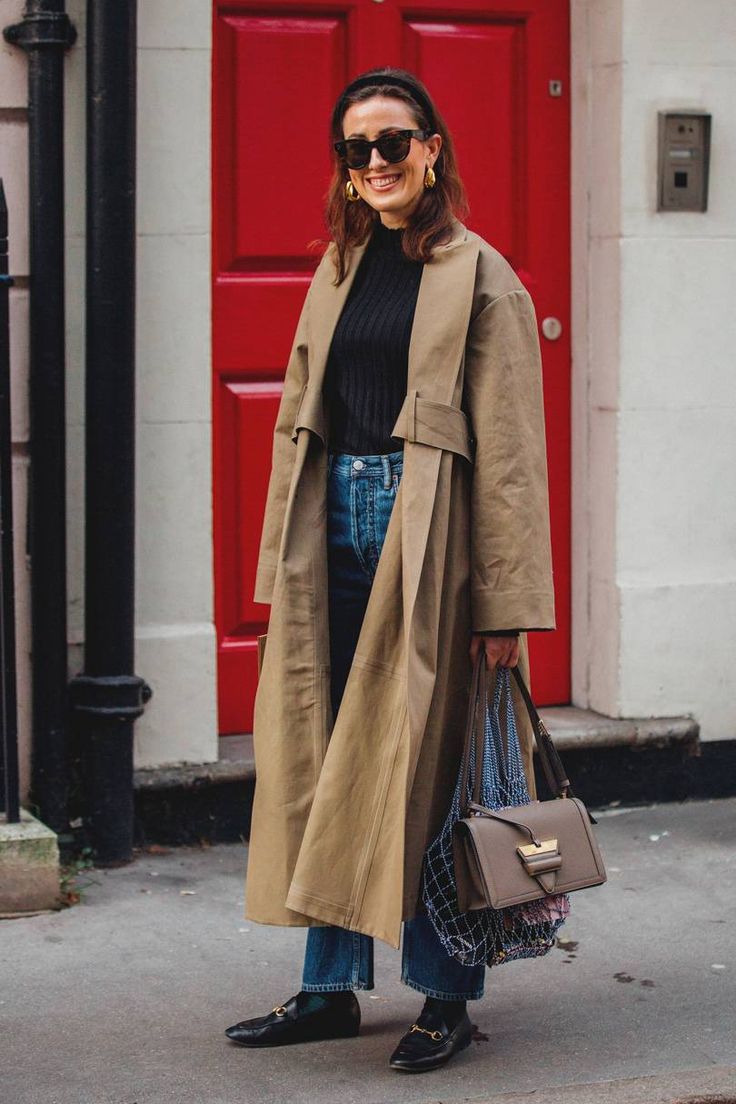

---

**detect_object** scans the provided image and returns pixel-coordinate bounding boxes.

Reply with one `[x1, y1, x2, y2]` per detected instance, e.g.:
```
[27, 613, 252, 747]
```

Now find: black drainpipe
[3, 2, 77, 836]
[1, 180, 20, 824]
[67, 0, 152, 865]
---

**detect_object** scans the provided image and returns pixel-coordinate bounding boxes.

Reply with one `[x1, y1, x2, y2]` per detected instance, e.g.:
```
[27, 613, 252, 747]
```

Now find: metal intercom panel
[657, 112, 711, 211]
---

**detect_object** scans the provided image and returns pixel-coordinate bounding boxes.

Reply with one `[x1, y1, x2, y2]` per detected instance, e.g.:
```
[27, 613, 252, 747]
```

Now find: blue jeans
[301, 449, 485, 1001]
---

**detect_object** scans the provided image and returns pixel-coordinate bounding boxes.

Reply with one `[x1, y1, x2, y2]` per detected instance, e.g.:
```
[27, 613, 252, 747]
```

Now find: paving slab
[1, 797, 734, 1104]
[452, 1064, 736, 1103]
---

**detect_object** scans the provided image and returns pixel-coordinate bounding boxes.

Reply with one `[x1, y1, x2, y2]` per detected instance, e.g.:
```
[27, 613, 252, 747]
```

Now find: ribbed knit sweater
[324, 218, 421, 455]
[324, 218, 518, 638]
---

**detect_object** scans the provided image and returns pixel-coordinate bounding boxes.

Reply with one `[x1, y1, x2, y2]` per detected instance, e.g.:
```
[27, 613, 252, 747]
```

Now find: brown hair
[309, 67, 470, 285]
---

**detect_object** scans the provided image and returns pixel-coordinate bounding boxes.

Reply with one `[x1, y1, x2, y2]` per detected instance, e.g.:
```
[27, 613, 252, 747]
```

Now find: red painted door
[212, 0, 570, 733]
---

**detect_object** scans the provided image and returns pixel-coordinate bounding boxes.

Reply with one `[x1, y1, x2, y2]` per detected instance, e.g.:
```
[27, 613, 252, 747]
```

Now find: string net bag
[421, 664, 571, 967]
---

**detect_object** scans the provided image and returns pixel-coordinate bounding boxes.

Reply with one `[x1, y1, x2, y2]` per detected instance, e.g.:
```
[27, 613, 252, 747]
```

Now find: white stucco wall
[130, 2, 217, 766]
[571, 0, 736, 741]
[79, 0, 217, 768]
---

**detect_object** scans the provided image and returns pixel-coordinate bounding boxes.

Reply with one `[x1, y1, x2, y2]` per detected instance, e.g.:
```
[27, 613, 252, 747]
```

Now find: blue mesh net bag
[421, 663, 571, 967]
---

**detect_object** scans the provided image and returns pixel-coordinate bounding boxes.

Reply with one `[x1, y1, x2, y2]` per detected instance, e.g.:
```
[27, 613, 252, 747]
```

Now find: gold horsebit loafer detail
[409, 1023, 443, 1041]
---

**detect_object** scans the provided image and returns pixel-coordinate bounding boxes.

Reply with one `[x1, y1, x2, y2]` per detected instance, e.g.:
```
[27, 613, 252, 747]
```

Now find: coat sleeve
[252, 281, 311, 606]
[462, 287, 556, 633]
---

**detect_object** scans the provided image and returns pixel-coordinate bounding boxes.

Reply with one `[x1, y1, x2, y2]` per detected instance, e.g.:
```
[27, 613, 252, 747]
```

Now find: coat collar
[307, 216, 479, 409]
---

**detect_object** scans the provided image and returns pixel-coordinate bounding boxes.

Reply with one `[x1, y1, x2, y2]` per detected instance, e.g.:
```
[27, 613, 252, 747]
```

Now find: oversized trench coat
[244, 215, 556, 950]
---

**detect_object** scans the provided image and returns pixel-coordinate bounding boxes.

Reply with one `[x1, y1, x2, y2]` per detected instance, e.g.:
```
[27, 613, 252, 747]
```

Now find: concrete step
[132, 707, 699, 793]
[538, 705, 699, 752]
[129, 708, 719, 846]
[0, 808, 62, 915]
[134, 732, 255, 792]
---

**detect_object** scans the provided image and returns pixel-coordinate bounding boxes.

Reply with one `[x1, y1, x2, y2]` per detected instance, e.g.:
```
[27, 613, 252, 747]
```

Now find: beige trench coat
[244, 216, 556, 949]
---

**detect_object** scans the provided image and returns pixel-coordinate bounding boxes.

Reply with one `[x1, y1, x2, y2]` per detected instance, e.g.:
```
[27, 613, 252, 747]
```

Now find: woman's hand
[469, 633, 520, 669]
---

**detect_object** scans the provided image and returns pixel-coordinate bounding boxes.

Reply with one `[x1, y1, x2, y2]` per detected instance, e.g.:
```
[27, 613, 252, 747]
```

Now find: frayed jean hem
[400, 973, 484, 1001]
[300, 981, 375, 992]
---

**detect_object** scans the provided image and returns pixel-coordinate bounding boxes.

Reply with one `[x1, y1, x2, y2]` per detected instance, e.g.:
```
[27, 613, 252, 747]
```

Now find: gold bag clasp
[516, 837, 562, 876]
[517, 838, 558, 858]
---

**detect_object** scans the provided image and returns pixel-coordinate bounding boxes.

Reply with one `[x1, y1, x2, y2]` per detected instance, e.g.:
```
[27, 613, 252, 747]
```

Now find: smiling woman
[229, 65, 555, 1074]
[319, 68, 471, 282]
[340, 101, 440, 226]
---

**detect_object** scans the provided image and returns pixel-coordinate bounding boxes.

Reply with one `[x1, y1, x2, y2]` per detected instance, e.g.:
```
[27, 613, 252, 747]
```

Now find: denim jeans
[300, 449, 486, 1001]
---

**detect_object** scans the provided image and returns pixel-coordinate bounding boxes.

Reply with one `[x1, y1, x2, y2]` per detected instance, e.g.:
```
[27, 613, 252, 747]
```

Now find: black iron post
[3, 2, 77, 834]
[67, 0, 151, 865]
[0, 179, 20, 823]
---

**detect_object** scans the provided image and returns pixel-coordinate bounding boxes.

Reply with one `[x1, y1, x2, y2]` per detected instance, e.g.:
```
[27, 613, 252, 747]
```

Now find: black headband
[337, 72, 436, 133]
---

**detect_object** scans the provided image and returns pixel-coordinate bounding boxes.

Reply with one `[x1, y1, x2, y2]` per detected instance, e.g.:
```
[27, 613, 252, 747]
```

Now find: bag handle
[457, 649, 485, 815]
[458, 650, 596, 822]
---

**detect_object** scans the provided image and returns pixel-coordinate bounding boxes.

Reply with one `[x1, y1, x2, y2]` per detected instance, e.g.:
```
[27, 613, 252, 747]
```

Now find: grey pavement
[1, 797, 735, 1104]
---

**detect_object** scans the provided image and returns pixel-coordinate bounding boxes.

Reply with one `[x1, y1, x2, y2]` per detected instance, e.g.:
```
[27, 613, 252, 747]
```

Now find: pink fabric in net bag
[515, 892, 571, 924]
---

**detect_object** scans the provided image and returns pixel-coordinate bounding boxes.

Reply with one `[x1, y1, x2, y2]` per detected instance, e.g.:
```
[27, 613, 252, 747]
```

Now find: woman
[226, 67, 555, 1072]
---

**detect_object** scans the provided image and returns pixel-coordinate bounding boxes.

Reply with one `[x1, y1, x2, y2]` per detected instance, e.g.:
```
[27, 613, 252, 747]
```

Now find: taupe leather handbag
[452, 653, 607, 913]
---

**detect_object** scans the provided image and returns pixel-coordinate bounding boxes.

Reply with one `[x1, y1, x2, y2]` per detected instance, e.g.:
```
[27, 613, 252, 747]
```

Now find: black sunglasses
[334, 128, 433, 170]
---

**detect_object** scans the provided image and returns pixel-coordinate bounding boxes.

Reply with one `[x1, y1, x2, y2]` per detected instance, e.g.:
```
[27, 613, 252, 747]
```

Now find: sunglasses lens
[344, 141, 371, 169]
[379, 134, 411, 163]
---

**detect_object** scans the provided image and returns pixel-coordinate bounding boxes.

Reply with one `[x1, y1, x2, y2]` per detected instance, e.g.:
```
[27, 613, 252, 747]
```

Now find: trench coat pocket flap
[391, 389, 475, 463]
[256, 633, 267, 679]
[290, 383, 326, 445]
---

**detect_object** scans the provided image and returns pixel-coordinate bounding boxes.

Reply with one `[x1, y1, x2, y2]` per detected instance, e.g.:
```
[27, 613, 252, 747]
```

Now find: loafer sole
[226, 1023, 360, 1047]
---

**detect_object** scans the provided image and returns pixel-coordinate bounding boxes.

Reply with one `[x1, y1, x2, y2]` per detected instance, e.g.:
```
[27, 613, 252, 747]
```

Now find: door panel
[212, 0, 570, 732]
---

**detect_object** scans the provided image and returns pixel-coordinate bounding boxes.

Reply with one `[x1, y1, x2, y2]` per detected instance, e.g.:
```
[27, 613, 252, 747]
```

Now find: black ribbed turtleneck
[323, 218, 424, 456]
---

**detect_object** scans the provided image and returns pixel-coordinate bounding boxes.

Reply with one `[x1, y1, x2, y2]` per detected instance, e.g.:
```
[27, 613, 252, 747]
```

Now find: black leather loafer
[388, 1007, 473, 1072]
[225, 991, 360, 1047]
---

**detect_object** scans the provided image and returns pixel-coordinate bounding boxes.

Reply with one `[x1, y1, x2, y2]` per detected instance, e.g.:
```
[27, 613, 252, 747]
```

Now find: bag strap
[509, 665, 576, 798]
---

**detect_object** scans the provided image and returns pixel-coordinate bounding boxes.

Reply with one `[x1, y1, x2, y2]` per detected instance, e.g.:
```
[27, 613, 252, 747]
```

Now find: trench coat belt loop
[391, 389, 476, 464]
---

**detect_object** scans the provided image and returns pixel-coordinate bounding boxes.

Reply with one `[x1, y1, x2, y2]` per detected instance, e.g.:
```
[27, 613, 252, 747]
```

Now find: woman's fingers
[491, 639, 512, 668]
[469, 634, 520, 668]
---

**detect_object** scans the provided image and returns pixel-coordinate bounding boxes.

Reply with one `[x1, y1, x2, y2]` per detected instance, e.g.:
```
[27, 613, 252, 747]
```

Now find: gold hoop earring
[424, 165, 436, 189]
[345, 179, 360, 202]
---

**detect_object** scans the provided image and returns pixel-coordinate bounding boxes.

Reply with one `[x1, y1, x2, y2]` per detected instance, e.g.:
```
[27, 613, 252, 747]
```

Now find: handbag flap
[456, 796, 607, 910]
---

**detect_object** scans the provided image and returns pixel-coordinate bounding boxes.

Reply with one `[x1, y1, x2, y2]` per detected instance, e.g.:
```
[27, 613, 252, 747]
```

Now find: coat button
[352, 459, 365, 470]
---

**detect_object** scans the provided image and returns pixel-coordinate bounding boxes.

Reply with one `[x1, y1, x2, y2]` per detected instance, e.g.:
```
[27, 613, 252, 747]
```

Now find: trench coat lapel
[397, 221, 481, 781]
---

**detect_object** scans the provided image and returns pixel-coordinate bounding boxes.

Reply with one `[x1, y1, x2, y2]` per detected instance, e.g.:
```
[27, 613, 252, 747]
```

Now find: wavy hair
[309, 67, 470, 285]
